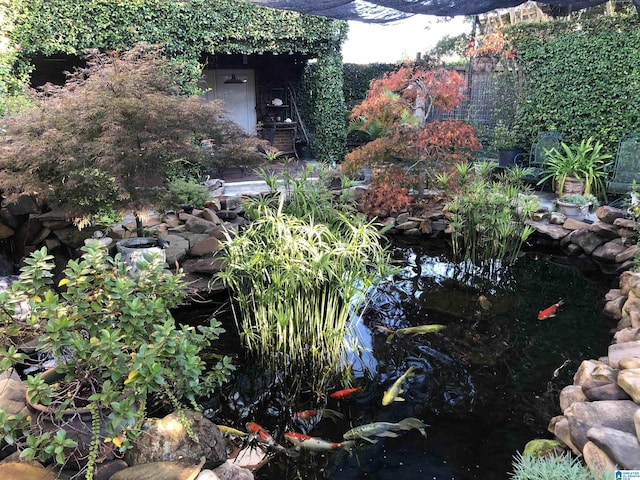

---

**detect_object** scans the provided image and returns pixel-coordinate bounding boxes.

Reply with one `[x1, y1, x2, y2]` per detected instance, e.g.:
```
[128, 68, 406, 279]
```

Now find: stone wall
[0, 193, 246, 299]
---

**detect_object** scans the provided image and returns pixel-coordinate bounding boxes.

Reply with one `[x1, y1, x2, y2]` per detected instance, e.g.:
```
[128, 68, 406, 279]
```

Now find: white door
[202, 69, 256, 134]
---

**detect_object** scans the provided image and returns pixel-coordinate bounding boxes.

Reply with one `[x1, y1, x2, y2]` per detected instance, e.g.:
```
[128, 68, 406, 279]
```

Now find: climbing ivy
[307, 46, 347, 163]
[507, 15, 640, 152]
[3, 0, 348, 160]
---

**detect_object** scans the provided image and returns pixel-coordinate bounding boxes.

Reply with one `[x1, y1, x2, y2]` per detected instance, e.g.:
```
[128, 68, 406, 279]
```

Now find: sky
[342, 15, 470, 64]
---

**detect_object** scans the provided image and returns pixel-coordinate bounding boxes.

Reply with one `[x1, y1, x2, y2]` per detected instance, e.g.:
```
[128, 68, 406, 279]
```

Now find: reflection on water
[187, 239, 617, 480]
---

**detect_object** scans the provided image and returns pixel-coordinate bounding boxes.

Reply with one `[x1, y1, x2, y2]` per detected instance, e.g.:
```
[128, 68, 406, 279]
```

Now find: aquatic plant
[447, 165, 539, 274]
[510, 452, 605, 480]
[213, 176, 396, 397]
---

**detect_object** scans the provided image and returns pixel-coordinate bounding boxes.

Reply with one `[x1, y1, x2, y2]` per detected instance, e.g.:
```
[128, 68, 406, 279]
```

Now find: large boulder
[125, 411, 227, 470]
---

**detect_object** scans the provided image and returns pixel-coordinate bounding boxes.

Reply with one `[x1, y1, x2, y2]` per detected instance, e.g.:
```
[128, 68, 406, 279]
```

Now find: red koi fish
[284, 432, 355, 452]
[292, 409, 344, 422]
[245, 421, 287, 453]
[537, 300, 564, 320]
[329, 386, 363, 400]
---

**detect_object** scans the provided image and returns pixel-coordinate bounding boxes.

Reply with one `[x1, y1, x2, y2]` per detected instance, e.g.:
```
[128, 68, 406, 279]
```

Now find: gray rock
[0, 378, 28, 416]
[582, 381, 630, 401]
[618, 245, 640, 264]
[568, 229, 607, 255]
[395, 212, 410, 224]
[592, 239, 628, 263]
[596, 205, 625, 224]
[614, 217, 637, 229]
[605, 296, 626, 320]
[630, 274, 640, 299]
[189, 237, 221, 257]
[615, 328, 640, 344]
[163, 234, 190, 265]
[573, 359, 603, 386]
[185, 216, 220, 235]
[547, 211, 563, 224]
[125, 411, 226, 470]
[618, 368, 640, 403]
[591, 364, 618, 382]
[212, 461, 254, 480]
[563, 217, 591, 230]
[525, 219, 570, 240]
[201, 209, 222, 225]
[620, 358, 640, 370]
[564, 400, 639, 451]
[559, 385, 587, 412]
[0, 223, 14, 239]
[2, 194, 38, 216]
[111, 457, 205, 480]
[589, 221, 622, 240]
[196, 470, 220, 480]
[215, 210, 238, 221]
[396, 220, 420, 230]
[609, 341, 640, 368]
[548, 415, 580, 456]
[605, 288, 623, 301]
[587, 426, 640, 470]
[582, 441, 617, 476]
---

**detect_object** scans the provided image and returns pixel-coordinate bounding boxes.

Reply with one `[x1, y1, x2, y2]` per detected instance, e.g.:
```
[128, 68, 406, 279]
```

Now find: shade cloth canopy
[243, 0, 639, 22]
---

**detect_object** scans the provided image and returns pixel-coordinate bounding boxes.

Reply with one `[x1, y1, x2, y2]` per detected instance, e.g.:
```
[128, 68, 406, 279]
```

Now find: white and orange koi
[284, 432, 355, 452]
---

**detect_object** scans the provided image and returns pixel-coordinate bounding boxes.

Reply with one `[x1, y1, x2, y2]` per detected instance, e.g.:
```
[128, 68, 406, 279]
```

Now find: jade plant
[0, 242, 233, 477]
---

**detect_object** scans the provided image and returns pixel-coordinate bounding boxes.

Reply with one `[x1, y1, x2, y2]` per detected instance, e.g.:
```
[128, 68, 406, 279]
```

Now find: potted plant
[537, 137, 613, 197]
[556, 193, 599, 219]
[492, 121, 524, 167]
[0, 242, 233, 476]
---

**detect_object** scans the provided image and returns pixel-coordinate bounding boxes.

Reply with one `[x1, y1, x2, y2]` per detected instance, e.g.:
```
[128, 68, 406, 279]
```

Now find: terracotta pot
[557, 176, 584, 196]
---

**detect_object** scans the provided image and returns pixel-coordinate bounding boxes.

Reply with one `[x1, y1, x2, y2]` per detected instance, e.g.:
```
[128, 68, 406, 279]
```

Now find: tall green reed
[447, 165, 540, 277]
[214, 170, 396, 398]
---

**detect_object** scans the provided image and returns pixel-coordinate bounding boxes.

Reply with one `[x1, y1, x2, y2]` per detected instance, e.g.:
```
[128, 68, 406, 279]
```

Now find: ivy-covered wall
[508, 15, 640, 152]
[4, 0, 348, 161]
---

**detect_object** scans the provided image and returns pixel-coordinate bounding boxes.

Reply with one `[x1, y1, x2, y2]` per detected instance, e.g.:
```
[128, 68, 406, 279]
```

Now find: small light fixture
[224, 74, 246, 85]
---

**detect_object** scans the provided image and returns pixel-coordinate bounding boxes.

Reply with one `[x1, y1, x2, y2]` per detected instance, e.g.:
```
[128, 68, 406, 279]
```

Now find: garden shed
[4, 0, 349, 162]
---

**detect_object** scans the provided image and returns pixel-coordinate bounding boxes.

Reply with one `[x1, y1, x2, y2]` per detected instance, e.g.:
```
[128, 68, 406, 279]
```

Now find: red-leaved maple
[344, 65, 481, 199]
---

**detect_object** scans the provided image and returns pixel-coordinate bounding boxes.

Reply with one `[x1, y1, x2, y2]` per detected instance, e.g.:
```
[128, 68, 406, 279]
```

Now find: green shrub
[0, 42, 263, 230]
[160, 177, 212, 210]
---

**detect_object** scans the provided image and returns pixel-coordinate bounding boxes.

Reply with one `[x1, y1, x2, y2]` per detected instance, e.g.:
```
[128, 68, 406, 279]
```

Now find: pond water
[177, 238, 618, 480]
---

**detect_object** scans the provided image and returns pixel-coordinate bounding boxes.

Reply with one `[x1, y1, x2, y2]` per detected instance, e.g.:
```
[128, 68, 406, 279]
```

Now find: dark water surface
[178, 239, 618, 480]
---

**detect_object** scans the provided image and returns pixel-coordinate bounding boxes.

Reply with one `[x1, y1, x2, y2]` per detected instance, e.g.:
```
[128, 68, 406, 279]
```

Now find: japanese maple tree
[344, 65, 481, 198]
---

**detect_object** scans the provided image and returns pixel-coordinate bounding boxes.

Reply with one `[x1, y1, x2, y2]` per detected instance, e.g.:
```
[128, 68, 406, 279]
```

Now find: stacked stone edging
[0, 192, 247, 298]
[546, 270, 640, 473]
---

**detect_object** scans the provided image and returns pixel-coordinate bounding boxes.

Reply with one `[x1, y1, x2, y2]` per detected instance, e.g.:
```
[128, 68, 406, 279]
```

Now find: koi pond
[177, 238, 617, 480]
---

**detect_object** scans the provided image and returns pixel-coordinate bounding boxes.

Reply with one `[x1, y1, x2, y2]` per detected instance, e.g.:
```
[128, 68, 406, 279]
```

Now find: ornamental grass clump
[214, 177, 396, 396]
[447, 164, 539, 274]
[510, 452, 605, 480]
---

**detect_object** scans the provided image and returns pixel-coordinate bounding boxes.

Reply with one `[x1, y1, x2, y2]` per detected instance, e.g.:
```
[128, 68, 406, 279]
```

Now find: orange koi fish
[284, 432, 355, 452]
[292, 409, 344, 422]
[245, 421, 287, 453]
[329, 386, 363, 400]
[537, 300, 564, 320]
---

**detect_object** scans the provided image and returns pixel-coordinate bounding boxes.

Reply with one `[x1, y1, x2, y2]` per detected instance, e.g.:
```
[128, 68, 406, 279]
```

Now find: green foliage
[5, 0, 348, 160]
[558, 193, 599, 207]
[427, 33, 470, 63]
[0, 43, 263, 224]
[447, 166, 540, 271]
[492, 121, 520, 150]
[307, 49, 348, 163]
[508, 15, 640, 153]
[0, 242, 233, 467]
[537, 137, 613, 198]
[342, 62, 397, 109]
[213, 176, 396, 398]
[160, 177, 212, 211]
[510, 451, 604, 480]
